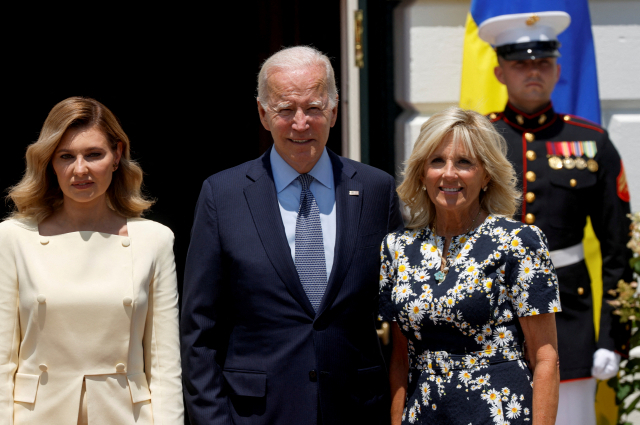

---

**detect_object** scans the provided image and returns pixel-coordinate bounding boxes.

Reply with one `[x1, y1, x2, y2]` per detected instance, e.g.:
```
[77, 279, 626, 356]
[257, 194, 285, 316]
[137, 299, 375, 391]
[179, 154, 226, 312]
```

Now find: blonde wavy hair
[398, 107, 521, 229]
[7, 97, 154, 222]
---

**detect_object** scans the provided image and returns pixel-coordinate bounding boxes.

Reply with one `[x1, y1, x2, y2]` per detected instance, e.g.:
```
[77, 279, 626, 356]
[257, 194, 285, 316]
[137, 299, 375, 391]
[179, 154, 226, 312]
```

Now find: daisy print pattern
[379, 215, 560, 424]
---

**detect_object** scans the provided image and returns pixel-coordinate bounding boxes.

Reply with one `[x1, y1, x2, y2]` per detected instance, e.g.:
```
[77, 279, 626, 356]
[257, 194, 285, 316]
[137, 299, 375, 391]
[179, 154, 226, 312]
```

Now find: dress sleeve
[379, 232, 399, 322]
[0, 222, 19, 424]
[143, 225, 184, 424]
[505, 225, 561, 317]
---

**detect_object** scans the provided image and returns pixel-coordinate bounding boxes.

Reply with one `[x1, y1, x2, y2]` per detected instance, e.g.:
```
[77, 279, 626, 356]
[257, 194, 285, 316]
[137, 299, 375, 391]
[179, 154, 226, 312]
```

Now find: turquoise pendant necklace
[432, 208, 482, 284]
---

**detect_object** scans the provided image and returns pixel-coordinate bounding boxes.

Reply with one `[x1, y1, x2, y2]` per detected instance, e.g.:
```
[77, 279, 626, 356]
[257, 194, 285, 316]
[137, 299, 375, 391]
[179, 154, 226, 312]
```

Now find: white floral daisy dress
[379, 215, 561, 424]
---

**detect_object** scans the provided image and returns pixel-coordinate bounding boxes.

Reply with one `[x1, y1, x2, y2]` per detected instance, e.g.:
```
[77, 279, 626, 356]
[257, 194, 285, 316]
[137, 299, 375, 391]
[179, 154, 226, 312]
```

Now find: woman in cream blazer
[0, 97, 183, 424]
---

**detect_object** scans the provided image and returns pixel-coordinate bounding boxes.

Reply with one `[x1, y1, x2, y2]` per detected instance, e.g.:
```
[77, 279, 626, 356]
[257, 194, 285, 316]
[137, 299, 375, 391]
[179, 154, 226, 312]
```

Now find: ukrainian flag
[460, 1, 613, 422]
[460, 0, 601, 124]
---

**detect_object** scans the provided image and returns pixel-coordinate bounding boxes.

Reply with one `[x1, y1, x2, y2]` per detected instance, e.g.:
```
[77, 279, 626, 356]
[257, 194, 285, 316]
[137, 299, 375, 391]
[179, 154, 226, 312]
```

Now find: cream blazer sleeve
[0, 221, 19, 424]
[135, 219, 184, 424]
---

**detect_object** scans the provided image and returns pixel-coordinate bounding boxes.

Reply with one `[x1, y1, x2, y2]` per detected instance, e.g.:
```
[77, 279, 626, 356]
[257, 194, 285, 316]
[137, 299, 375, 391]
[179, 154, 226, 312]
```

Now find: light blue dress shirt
[270, 147, 336, 280]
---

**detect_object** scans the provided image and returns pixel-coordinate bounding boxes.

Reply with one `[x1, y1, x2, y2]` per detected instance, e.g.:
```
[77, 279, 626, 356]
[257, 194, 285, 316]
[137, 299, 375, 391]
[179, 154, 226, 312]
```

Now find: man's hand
[591, 348, 621, 380]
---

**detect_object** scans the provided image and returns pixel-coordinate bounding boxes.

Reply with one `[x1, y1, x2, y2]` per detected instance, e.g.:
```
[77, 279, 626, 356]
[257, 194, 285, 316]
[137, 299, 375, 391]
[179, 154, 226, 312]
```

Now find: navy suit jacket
[181, 147, 403, 425]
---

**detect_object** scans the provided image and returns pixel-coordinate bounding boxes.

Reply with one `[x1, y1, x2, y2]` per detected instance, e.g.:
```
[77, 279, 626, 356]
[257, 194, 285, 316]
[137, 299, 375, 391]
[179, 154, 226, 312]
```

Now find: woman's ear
[115, 141, 123, 164]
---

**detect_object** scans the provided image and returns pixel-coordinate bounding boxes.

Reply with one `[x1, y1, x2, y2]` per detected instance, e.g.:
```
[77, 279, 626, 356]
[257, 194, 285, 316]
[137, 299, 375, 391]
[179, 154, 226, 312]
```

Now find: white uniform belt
[549, 242, 584, 269]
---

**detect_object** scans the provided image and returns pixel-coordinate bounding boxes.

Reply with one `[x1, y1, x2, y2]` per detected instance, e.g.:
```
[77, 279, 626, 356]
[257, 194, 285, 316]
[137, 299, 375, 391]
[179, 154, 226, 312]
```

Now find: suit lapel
[244, 151, 316, 317]
[316, 151, 362, 318]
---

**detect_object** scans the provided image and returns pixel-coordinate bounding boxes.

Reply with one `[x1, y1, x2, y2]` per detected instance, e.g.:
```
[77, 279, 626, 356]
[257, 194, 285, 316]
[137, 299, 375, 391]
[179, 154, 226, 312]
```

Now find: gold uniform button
[564, 115, 571, 121]
[622, 344, 627, 350]
[524, 133, 535, 142]
[526, 150, 537, 161]
[525, 171, 536, 182]
[516, 114, 524, 125]
[570, 179, 577, 187]
[577, 287, 584, 295]
[489, 113, 497, 120]
[525, 213, 535, 224]
[525, 192, 536, 203]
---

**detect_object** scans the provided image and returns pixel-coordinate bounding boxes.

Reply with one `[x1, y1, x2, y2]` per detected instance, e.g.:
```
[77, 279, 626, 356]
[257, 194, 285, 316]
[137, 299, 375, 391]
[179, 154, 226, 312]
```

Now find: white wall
[394, 0, 640, 211]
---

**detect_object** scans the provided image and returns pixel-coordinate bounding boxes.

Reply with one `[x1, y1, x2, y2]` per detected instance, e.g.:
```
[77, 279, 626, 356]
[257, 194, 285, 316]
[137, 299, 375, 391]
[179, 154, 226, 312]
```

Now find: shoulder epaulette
[560, 113, 605, 134]
[487, 112, 503, 123]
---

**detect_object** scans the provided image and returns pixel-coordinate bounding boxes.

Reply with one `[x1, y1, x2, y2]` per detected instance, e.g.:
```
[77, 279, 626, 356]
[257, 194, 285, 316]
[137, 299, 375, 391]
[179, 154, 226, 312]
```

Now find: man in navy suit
[181, 46, 403, 425]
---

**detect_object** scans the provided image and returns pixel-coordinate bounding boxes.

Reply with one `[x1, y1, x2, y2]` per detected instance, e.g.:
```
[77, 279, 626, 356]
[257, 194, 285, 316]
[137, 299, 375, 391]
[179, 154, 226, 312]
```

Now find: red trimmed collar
[503, 102, 556, 130]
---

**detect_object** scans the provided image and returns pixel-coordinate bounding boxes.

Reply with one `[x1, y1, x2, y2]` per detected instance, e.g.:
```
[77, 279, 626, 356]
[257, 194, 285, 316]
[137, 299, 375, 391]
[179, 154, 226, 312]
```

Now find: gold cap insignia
[526, 14, 540, 26]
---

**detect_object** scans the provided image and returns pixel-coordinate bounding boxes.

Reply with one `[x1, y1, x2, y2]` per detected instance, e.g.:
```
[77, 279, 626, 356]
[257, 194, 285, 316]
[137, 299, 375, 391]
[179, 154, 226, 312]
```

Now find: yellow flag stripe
[459, 12, 508, 115]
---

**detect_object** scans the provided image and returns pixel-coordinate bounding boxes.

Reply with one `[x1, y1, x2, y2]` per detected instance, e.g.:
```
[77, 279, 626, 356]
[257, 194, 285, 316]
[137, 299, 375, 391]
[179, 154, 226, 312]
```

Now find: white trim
[549, 242, 585, 269]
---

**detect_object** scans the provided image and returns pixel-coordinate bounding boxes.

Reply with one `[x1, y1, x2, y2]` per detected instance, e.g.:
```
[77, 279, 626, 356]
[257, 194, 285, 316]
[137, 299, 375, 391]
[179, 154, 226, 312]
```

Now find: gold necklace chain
[432, 207, 482, 283]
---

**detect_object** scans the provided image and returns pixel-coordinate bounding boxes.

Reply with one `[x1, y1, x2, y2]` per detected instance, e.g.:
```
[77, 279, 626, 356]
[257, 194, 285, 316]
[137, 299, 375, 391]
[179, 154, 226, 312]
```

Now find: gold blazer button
[577, 287, 584, 295]
[525, 171, 536, 182]
[525, 213, 535, 224]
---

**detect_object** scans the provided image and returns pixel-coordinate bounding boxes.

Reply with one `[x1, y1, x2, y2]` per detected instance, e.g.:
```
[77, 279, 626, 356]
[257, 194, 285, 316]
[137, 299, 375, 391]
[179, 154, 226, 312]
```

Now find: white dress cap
[478, 11, 571, 47]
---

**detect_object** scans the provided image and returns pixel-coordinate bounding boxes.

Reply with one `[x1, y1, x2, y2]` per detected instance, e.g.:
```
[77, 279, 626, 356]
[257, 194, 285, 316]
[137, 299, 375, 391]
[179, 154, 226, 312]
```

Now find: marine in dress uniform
[479, 11, 632, 425]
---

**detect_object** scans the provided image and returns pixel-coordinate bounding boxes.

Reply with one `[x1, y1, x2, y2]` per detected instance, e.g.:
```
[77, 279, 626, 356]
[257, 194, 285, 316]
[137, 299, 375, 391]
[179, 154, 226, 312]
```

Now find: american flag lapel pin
[349, 190, 359, 196]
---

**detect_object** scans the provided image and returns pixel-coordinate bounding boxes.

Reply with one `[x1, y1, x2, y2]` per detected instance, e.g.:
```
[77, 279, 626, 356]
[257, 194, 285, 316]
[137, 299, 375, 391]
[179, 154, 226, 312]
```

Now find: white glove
[591, 348, 621, 380]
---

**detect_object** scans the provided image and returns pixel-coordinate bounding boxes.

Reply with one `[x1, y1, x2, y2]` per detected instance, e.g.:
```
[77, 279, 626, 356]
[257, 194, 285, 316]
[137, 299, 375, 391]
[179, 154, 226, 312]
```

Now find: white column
[341, 0, 362, 162]
[393, 0, 467, 171]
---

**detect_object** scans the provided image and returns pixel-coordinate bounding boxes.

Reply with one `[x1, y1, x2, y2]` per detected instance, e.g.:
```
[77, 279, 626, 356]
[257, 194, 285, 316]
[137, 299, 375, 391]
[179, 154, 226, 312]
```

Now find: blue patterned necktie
[295, 174, 327, 312]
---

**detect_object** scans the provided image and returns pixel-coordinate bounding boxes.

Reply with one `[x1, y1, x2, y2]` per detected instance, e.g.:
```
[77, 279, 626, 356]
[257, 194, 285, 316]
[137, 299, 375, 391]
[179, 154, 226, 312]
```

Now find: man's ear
[494, 66, 505, 85]
[329, 95, 339, 128]
[257, 99, 271, 132]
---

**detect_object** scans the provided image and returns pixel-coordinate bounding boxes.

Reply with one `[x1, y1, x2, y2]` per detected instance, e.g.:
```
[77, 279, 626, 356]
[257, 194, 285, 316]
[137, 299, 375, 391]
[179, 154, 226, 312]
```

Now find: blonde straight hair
[398, 107, 521, 229]
[7, 97, 154, 222]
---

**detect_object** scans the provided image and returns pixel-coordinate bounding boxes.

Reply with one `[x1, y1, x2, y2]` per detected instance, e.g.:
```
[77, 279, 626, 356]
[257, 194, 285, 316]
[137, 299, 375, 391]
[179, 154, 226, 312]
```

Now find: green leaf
[627, 358, 640, 372]
[609, 376, 620, 390]
[621, 393, 640, 415]
[630, 257, 640, 269]
[618, 383, 633, 403]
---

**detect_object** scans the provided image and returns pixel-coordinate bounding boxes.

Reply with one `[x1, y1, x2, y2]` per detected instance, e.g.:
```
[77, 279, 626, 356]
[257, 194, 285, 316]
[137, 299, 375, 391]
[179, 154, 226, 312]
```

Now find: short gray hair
[257, 46, 338, 108]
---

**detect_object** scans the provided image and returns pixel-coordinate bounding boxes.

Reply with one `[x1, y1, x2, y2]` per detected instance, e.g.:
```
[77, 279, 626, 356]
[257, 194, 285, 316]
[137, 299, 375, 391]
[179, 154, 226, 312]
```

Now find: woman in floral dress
[380, 107, 560, 425]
